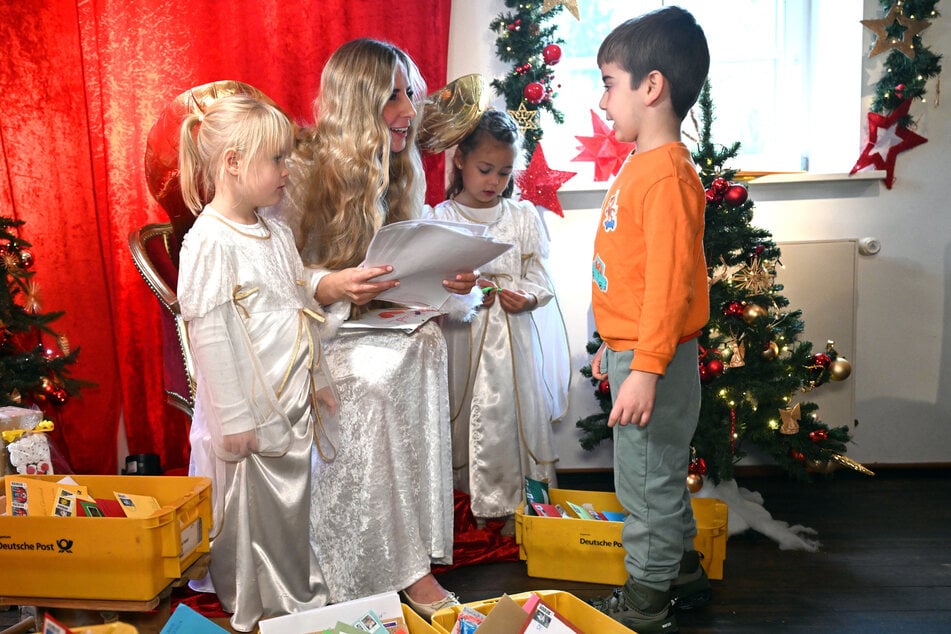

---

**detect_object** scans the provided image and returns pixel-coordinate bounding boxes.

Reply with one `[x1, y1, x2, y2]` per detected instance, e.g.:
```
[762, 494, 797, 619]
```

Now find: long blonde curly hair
[291, 38, 427, 270]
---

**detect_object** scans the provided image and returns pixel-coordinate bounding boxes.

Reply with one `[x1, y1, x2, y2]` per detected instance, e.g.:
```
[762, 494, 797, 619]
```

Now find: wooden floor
[3, 467, 949, 633]
[434, 467, 951, 633]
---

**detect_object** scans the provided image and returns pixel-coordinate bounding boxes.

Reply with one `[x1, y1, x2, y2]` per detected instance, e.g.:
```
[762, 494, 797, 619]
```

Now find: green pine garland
[870, 0, 942, 126]
[490, 0, 566, 158]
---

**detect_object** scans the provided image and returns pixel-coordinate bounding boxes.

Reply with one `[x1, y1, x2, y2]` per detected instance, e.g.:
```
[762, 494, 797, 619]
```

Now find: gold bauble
[829, 357, 852, 381]
[686, 473, 703, 493]
[762, 341, 779, 360]
[742, 304, 768, 324]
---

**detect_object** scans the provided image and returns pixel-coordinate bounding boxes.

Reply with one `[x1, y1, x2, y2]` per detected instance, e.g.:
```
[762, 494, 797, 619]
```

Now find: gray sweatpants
[606, 340, 700, 591]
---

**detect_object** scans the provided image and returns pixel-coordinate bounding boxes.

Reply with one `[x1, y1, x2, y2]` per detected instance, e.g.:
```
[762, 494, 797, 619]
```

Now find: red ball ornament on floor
[523, 82, 545, 104]
[543, 44, 562, 65]
[723, 184, 749, 208]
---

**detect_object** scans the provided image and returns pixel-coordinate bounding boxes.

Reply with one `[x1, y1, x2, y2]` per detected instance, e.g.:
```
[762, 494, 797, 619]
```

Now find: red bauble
[543, 44, 562, 65]
[19, 250, 34, 269]
[699, 364, 713, 384]
[723, 184, 748, 208]
[810, 353, 832, 368]
[597, 379, 611, 395]
[688, 457, 708, 476]
[523, 82, 545, 104]
[723, 301, 744, 318]
[711, 177, 730, 194]
[809, 429, 828, 442]
[50, 388, 69, 406]
[789, 449, 806, 462]
[706, 359, 724, 377]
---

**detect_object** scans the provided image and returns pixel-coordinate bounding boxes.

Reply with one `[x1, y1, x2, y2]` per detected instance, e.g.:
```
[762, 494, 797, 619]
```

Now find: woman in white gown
[283, 38, 478, 616]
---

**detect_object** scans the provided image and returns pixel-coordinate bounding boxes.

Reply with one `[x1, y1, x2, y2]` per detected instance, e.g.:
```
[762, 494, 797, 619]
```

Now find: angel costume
[425, 198, 570, 519]
[279, 216, 455, 604]
[179, 207, 336, 632]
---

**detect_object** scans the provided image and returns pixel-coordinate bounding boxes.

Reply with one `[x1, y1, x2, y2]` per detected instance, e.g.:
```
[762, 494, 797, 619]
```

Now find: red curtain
[0, 1, 451, 474]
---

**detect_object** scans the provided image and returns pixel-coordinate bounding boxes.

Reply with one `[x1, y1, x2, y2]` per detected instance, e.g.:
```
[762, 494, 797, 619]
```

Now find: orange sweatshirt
[591, 142, 709, 375]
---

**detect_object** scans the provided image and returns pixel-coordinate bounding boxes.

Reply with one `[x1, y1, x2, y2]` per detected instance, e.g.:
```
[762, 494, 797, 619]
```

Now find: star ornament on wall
[515, 144, 576, 217]
[861, 3, 931, 58]
[850, 99, 927, 189]
[542, 0, 580, 21]
[572, 110, 636, 181]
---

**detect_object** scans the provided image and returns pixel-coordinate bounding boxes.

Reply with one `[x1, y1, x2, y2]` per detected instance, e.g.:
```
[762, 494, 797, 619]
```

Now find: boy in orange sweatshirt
[589, 7, 711, 633]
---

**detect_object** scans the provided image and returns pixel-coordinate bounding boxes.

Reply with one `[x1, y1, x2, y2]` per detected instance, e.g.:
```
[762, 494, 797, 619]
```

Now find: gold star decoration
[731, 256, 778, 294]
[542, 0, 580, 21]
[779, 403, 801, 435]
[861, 3, 931, 59]
[508, 101, 540, 132]
[2, 251, 19, 271]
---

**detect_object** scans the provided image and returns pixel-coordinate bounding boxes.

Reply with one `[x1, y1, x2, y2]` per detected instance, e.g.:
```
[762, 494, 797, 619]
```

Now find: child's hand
[222, 430, 259, 458]
[609, 370, 659, 428]
[478, 278, 497, 307]
[443, 269, 479, 295]
[317, 266, 398, 305]
[498, 288, 537, 314]
[591, 343, 607, 380]
[316, 386, 337, 415]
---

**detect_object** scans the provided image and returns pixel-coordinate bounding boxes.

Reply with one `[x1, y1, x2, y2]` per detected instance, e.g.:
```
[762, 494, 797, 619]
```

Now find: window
[539, 0, 864, 184]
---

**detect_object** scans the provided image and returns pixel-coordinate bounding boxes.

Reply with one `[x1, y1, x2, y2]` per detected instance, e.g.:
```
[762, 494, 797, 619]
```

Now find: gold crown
[418, 74, 490, 154]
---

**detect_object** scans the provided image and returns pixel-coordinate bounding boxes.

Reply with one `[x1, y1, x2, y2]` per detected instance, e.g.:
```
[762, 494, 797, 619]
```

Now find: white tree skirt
[693, 478, 820, 551]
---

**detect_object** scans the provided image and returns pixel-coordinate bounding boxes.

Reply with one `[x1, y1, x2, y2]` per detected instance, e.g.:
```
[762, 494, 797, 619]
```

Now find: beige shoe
[401, 591, 461, 620]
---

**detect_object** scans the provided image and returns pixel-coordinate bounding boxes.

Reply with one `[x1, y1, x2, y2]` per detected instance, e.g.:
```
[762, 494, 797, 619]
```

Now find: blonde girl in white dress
[177, 94, 337, 632]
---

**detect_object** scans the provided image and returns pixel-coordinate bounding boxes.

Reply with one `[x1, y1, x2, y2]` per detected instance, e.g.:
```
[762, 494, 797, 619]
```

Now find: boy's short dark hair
[597, 6, 710, 121]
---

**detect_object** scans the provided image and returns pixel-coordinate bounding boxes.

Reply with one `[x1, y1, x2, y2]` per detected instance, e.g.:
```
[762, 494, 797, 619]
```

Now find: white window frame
[533, 0, 864, 188]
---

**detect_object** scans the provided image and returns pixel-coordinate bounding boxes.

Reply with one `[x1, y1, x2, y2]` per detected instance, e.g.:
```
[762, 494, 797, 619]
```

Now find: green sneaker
[590, 579, 678, 633]
[671, 550, 712, 611]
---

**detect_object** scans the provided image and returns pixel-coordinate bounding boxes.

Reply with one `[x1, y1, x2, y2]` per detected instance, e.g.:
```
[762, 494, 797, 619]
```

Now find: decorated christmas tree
[490, 0, 566, 157]
[577, 81, 867, 485]
[0, 214, 84, 411]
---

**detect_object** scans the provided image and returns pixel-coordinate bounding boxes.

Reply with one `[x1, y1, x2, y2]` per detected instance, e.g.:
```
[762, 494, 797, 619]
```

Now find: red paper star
[572, 110, 636, 181]
[515, 144, 576, 217]
[850, 99, 927, 189]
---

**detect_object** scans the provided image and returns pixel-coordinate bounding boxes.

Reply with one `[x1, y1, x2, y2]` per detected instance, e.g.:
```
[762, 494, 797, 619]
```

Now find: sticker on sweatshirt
[593, 254, 608, 292]
[601, 191, 619, 232]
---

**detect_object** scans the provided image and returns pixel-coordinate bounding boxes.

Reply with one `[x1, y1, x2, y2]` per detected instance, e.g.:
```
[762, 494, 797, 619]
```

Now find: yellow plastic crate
[431, 590, 635, 634]
[0, 475, 211, 601]
[515, 489, 727, 584]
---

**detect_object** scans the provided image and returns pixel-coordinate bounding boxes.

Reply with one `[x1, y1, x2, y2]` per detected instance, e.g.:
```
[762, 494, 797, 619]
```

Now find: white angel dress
[178, 207, 337, 632]
[425, 198, 571, 520]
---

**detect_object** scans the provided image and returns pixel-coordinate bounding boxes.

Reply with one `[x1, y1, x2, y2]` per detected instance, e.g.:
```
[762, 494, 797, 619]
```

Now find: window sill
[555, 170, 887, 210]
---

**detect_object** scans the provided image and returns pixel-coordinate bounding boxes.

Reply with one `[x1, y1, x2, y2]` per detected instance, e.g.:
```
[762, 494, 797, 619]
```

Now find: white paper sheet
[363, 219, 512, 309]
